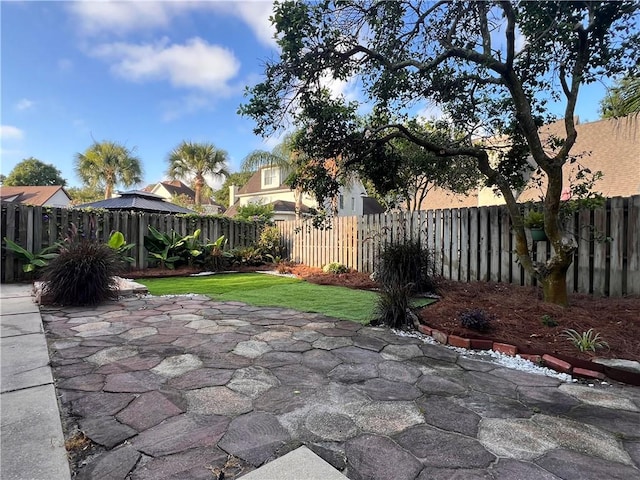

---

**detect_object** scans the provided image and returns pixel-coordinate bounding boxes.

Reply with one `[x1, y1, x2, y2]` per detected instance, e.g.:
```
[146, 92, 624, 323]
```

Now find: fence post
[609, 197, 625, 296]
[627, 196, 640, 295]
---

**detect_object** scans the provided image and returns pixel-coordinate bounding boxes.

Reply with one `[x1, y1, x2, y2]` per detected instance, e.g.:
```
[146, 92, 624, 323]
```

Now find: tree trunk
[104, 183, 113, 199]
[194, 175, 204, 206]
[540, 266, 570, 307]
[294, 187, 303, 219]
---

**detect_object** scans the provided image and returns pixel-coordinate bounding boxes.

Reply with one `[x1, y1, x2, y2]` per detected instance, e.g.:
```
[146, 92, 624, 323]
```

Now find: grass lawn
[137, 273, 378, 323]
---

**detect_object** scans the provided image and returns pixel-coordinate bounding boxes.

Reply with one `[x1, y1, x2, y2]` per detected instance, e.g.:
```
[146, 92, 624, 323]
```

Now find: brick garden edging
[415, 323, 640, 386]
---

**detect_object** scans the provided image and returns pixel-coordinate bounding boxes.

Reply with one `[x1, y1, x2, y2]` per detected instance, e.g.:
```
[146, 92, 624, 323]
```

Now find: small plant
[42, 241, 123, 306]
[276, 260, 293, 274]
[373, 284, 414, 329]
[562, 328, 609, 353]
[204, 235, 233, 271]
[523, 210, 544, 229]
[323, 262, 349, 274]
[143, 226, 185, 269]
[3, 237, 59, 275]
[458, 308, 493, 332]
[107, 231, 135, 264]
[232, 246, 265, 266]
[541, 314, 558, 327]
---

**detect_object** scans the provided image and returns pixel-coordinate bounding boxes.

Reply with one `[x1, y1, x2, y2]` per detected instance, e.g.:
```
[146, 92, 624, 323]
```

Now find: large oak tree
[241, 1, 639, 305]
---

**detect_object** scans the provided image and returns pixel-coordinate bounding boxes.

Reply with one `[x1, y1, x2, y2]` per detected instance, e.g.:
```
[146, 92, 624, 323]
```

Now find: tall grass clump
[42, 241, 124, 306]
[373, 240, 435, 328]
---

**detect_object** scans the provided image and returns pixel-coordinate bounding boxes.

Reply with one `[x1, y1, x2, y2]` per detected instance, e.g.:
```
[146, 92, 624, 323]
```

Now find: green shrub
[541, 314, 558, 327]
[232, 246, 265, 266]
[376, 240, 435, 294]
[373, 284, 413, 329]
[203, 235, 233, 271]
[3, 237, 59, 275]
[258, 225, 282, 257]
[235, 203, 274, 222]
[323, 262, 349, 274]
[42, 242, 123, 306]
[107, 231, 135, 265]
[458, 308, 493, 332]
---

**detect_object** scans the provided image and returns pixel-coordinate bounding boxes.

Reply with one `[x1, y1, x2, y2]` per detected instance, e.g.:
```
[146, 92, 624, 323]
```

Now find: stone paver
[39, 294, 640, 480]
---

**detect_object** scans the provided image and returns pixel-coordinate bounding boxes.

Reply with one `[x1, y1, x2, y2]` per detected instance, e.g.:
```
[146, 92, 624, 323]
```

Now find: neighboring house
[0, 185, 72, 207]
[144, 180, 225, 214]
[226, 165, 384, 222]
[418, 114, 640, 211]
[76, 190, 197, 214]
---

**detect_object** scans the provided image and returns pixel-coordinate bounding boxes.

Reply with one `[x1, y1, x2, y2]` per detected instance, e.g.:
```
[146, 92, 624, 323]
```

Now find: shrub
[458, 308, 493, 332]
[541, 314, 558, 327]
[232, 246, 265, 266]
[562, 328, 609, 353]
[42, 241, 123, 306]
[376, 240, 435, 294]
[373, 284, 413, 329]
[3, 237, 59, 276]
[258, 226, 282, 257]
[323, 262, 349, 274]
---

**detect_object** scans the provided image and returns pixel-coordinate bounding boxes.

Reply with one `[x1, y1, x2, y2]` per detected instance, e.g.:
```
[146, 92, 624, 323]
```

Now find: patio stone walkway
[43, 294, 640, 479]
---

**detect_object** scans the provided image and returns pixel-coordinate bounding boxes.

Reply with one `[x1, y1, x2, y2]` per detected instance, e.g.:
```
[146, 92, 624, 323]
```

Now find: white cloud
[90, 37, 241, 93]
[0, 125, 25, 141]
[68, 1, 277, 47]
[68, 1, 188, 36]
[15, 99, 34, 111]
[212, 1, 277, 48]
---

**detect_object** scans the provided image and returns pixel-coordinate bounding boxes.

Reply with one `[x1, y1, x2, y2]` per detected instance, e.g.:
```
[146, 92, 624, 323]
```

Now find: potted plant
[523, 210, 547, 241]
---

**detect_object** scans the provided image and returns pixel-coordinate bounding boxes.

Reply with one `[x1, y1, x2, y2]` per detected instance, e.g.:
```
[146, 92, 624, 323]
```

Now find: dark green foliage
[203, 235, 234, 271]
[42, 242, 123, 306]
[372, 284, 413, 329]
[235, 203, 274, 222]
[541, 314, 559, 327]
[4, 157, 67, 186]
[231, 246, 265, 266]
[107, 231, 135, 265]
[257, 225, 282, 257]
[376, 241, 435, 295]
[373, 240, 435, 328]
[458, 309, 493, 332]
[3, 237, 59, 275]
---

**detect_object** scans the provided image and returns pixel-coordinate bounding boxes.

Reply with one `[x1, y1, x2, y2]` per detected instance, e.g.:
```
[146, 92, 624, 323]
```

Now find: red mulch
[126, 264, 640, 362]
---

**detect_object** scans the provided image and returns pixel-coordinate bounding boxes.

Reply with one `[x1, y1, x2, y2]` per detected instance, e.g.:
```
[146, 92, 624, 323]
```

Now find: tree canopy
[167, 141, 229, 206]
[4, 157, 67, 186]
[600, 72, 640, 118]
[241, 0, 639, 305]
[75, 141, 142, 199]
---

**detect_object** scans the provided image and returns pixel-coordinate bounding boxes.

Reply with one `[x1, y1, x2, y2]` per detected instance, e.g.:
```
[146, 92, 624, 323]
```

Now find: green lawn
[137, 273, 378, 323]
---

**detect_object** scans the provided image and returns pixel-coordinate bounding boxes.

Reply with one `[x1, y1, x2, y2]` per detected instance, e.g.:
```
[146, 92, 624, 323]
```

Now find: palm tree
[167, 141, 229, 206]
[241, 134, 305, 217]
[75, 141, 143, 199]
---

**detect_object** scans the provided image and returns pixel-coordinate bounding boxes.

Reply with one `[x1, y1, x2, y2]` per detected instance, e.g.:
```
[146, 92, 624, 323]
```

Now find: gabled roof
[155, 180, 196, 198]
[76, 190, 196, 214]
[237, 167, 290, 195]
[362, 197, 386, 215]
[0, 186, 71, 206]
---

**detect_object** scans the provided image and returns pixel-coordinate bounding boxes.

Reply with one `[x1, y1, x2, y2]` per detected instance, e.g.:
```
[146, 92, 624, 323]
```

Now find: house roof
[237, 167, 290, 195]
[517, 114, 640, 202]
[155, 180, 196, 198]
[76, 190, 197, 214]
[362, 197, 386, 215]
[0, 185, 70, 206]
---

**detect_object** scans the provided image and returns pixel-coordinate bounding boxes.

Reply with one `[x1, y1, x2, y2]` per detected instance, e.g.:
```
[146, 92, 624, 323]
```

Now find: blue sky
[1, 1, 614, 191]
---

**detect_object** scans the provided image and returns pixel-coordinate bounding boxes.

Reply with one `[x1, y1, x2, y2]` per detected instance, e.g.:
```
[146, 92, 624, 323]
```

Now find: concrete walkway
[36, 293, 640, 480]
[1, 284, 71, 480]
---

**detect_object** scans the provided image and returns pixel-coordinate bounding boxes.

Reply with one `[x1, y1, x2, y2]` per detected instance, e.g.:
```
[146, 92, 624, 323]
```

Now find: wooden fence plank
[459, 208, 469, 283]
[450, 209, 460, 281]
[592, 206, 607, 296]
[468, 208, 479, 282]
[442, 209, 452, 279]
[609, 197, 625, 296]
[627, 196, 640, 295]
[489, 206, 500, 282]
[500, 207, 511, 283]
[577, 209, 592, 293]
[5, 205, 16, 282]
[479, 207, 489, 281]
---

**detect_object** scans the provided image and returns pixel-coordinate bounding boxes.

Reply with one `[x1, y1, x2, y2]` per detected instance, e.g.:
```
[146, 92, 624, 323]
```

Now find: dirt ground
[127, 264, 640, 362]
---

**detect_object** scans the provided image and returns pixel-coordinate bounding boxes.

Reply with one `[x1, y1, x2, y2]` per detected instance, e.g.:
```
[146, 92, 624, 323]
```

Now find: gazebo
[75, 190, 197, 214]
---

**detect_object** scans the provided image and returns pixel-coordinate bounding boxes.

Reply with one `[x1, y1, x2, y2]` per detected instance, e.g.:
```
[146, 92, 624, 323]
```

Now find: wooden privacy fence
[277, 195, 640, 297]
[1, 204, 261, 283]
